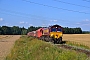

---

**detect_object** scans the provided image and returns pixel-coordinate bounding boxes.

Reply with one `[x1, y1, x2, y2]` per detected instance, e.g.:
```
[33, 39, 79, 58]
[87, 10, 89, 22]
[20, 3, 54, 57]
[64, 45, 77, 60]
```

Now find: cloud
[42, 24, 46, 25]
[20, 21, 24, 24]
[82, 23, 90, 26]
[76, 19, 90, 26]
[76, 23, 81, 25]
[50, 20, 58, 22]
[48, 24, 51, 25]
[83, 19, 90, 22]
[3, 23, 11, 26]
[53, 20, 57, 22]
[29, 24, 33, 26]
[20, 21, 28, 24]
[74, 19, 90, 31]
[0, 18, 3, 21]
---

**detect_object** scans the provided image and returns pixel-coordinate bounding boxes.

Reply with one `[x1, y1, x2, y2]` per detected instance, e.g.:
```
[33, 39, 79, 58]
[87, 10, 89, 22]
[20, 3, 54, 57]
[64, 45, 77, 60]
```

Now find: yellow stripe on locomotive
[50, 32, 63, 39]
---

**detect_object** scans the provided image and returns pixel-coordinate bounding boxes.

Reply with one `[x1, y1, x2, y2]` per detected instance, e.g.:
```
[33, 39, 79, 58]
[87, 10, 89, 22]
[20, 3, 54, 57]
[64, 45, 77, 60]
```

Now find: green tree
[63, 27, 82, 34]
[21, 27, 27, 35]
[21, 30, 27, 35]
[0, 26, 2, 35]
[12, 26, 21, 35]
[1, 26, 11, 35]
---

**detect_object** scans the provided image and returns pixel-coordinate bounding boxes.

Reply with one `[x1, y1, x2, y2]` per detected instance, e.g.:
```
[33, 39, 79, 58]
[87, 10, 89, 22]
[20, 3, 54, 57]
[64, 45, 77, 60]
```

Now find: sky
[0, 0, 90, 31]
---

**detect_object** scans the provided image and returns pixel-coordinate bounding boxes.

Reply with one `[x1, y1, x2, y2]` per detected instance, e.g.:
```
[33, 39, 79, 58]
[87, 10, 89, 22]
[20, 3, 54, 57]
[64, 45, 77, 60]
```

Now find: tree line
[63, 27, 82, 34]
[0, 26, 41, 35]
[0, 26, 89, 35]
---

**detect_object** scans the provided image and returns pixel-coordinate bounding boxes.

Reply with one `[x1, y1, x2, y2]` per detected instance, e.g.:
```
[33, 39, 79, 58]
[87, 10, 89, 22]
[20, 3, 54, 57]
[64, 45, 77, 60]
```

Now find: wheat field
[63, 34, 90, 48]
[0, 35, 21, 60]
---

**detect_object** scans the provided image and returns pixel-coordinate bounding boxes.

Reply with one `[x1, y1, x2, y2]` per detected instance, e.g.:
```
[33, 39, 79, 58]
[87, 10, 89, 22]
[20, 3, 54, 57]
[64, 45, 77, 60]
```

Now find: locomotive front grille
[50, 32, 63, 39]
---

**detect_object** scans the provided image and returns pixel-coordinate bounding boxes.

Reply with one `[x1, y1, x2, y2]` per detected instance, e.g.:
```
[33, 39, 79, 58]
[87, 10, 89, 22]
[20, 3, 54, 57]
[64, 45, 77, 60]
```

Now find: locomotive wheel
[54, 39, 57, 44]
[45, 37, 49, 42]
[53, 40, 55, 44]
[43, 36, 50, 42]
[49, 38, 54, 43]
[56, 40, 59, 44]
[58, 37, 62, 44]
[46, 36, 50, 42]
[40, 36, 44, 41]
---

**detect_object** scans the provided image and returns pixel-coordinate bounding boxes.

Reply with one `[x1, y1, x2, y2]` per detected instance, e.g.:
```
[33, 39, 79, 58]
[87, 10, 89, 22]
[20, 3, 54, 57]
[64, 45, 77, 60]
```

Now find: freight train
[27, 24, 63, 44]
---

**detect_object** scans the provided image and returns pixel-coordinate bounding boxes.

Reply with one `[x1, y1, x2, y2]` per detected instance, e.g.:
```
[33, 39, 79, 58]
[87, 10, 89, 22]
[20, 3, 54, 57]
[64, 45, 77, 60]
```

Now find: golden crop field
[63, 34, 90, 48]
[0, 35, 8, 39]
[0, 35, 21, 60]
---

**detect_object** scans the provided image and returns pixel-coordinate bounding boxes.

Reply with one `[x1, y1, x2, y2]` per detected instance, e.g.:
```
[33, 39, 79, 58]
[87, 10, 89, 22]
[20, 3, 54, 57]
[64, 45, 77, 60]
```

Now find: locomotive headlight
[51, 34, 53, 36]
[60, 34, 63, 36]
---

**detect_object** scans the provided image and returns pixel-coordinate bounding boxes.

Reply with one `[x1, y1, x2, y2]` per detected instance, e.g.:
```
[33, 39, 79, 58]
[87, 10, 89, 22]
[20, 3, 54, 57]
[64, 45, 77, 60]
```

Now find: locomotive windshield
[57, 28, 62, 32]
[51, 28, 56, 32]
[51, 27, 62, 32]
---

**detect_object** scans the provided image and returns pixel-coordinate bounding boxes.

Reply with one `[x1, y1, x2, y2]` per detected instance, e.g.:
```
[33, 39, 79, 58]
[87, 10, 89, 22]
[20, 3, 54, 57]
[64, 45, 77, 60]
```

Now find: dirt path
[0, 35, 21, 60]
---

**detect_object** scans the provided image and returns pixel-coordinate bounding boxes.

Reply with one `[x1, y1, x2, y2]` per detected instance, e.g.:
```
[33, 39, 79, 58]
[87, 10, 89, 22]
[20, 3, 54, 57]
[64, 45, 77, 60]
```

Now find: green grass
[6, 36, 89, 60]
[66, 41, 90, 50]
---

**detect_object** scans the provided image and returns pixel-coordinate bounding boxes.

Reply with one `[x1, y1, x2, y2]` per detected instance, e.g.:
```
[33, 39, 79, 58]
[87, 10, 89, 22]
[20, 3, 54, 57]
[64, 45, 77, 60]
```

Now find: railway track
[32, 37, 90, 57]
[42, 39, 90, 57]
[56, 44, 90, 57]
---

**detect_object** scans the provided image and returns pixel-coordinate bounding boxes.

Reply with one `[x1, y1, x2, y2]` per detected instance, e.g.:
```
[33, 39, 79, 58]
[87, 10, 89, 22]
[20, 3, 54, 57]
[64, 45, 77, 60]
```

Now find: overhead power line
[0, 8, 77, 23]
[82, 0, 90, 2]
[22, 0, 90, 14]
[0, 8, 34, 17]
[0, 11, 31, 19]
[53, 0, 90, 8]
[0, 8, 48, 19]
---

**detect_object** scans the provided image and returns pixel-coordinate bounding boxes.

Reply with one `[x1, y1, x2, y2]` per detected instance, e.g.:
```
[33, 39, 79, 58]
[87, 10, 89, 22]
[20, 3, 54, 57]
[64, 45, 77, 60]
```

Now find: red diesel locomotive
[27, 24, 63, 44]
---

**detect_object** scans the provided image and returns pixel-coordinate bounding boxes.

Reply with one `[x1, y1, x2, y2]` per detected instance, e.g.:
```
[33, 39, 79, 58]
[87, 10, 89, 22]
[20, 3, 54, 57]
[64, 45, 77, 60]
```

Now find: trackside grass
[66, 41, 90, 50]
[6, 36, 89, 60]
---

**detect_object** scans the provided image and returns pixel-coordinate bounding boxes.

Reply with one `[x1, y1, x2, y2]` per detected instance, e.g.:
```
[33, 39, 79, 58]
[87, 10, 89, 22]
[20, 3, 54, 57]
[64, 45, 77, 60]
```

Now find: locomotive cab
[50, 25, 63, 43]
